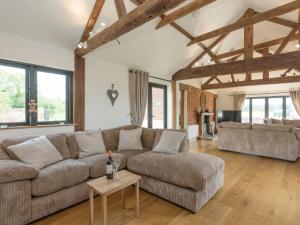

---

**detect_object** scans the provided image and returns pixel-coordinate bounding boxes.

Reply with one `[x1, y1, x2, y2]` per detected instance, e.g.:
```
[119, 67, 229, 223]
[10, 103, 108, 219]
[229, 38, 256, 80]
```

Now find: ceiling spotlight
[101, 22, 106, 27]
[77, 42, 84, 49]
[195, 62, 199, 66]
[208, 59, 212, 63]
[83, 41, 88, 49]
[296, 43, 300, 48]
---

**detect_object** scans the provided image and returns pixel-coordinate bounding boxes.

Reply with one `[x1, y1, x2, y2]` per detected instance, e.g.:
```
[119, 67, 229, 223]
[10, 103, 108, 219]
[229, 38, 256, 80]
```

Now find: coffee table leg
[121, 189, 126, 209]
[89, 189, 94, 225]
[136, 181, 140, 217]
[102, 195, 107, 225]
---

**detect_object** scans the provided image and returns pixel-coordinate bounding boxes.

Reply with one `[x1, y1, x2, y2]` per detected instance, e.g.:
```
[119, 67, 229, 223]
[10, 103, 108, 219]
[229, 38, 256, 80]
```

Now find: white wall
[216, 94, 234, 112]
[0, 126, 74, 141]
[85, 56, 131, 130]
[0, 32, 73, 70]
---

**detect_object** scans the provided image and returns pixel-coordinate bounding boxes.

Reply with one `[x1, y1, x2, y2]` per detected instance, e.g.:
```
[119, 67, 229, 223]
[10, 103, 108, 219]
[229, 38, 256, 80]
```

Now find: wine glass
[113, 157, 121, 179]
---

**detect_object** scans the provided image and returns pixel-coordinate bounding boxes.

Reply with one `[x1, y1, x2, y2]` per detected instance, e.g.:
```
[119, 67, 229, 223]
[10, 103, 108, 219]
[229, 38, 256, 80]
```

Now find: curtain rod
[128, 69, 172, 82]
[228, 91, 290, 96]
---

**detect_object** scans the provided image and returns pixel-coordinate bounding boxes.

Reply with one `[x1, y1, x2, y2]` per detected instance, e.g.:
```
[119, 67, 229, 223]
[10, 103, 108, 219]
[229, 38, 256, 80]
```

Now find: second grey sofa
[218, 122, 300, 161]
[0, 125, 225, 225]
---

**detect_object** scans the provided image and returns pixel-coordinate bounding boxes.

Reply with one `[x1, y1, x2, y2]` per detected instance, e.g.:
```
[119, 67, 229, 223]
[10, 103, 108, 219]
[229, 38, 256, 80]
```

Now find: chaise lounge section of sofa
[0, 125, 225, 225]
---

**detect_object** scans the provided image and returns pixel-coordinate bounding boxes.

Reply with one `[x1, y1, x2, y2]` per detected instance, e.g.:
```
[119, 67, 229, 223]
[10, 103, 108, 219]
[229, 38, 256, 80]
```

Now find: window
[242, 96, 299, 123]
[0, 59, 72, 127]
[242, 99, 250, 123]
[251, 98, 266, 124]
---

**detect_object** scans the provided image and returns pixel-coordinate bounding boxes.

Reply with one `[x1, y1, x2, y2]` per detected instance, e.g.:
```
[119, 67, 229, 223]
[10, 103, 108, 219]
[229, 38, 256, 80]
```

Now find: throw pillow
[153, 130, 186, 154]
[283, 119, 300, 128]
[118, 128, 143, 151]
[271, 118, 283, 125]
[7, 136, 63, 171]
[75, 130, 106, 158]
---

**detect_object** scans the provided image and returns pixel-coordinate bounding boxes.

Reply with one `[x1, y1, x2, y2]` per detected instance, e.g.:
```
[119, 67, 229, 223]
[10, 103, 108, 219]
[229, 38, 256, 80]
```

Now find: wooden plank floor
[32, 140, 300, 225]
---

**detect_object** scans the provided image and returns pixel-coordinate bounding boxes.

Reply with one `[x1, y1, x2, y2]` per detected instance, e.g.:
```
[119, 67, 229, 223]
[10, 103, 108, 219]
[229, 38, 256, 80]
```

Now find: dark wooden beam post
[172, 80, 177, 129]
[74, 55, 85, 131]
[244, 9, 254, 81]
[261, 47, 270, 80]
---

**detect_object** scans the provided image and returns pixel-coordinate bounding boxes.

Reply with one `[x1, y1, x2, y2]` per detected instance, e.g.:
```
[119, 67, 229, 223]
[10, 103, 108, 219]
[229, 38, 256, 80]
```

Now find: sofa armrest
[0, 160, 38, 183]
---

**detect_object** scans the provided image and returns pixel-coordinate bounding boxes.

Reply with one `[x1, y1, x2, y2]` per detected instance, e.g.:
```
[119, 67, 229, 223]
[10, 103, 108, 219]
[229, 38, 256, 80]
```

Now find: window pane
[286, 97, 300, 119]
[252, 98, 265, 124]
[242, 99, 250, 123]
[268, 98, 283, 119]
[37, 71, 66, 122]
[151, 87, 165, 129]
[0, 65, 26, 123]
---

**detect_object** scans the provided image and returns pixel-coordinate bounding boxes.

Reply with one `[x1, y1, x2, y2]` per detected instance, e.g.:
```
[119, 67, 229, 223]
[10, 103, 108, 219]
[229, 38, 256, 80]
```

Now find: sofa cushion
[153, 130, 186, 154]
[141, 128, 156, 149]
[154, 129, 189, 153]
[7, 136, 63, 171]
[117, 148, 150, 160]
[283, 119, 300, 127]
[65, 134, 80, 159]
[118, 128, 143, 151]
[272, 118, 283, 125]
[2, 134, 70, 159]
[0, 144, 10, 160]
[78, 153, 126, 178]
[127, 151, 224, 191]
[75, 130, 106, 158]
[252, 124, 293, 132]
[102, 125, 139, 151]
[220, 122, 251, 129]
[31, 159, 89, 196]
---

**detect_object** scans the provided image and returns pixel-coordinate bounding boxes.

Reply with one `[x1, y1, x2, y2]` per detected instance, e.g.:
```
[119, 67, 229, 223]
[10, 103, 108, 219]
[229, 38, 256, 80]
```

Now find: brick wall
[186, 86, 216, 125]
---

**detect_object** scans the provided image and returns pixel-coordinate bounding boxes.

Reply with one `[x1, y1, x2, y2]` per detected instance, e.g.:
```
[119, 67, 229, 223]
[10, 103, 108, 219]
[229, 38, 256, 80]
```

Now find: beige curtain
[129, 69, 149, 126]
[233, 94, 245, 111]
[289, 90, 300, 116]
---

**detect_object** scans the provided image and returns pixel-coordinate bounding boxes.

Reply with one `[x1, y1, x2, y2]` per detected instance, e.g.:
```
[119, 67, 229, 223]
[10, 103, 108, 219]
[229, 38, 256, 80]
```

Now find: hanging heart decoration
[107, 84, 119, 106]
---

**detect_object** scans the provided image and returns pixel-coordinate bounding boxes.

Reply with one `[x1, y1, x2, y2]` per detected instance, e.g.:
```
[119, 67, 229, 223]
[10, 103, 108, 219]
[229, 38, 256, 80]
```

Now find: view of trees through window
[0, 60, 72, 126]
[242, 96, 299, 123]
[37, 71, 66, 122]
[0, 65, 26, 123]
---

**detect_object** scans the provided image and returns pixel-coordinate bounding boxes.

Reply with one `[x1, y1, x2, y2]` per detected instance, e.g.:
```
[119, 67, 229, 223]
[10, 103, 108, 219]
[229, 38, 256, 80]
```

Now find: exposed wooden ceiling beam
[173, 50, 300, 80]
[275, 26, 299, 54]
[188, 1, 300, 45]
[169, 21, 194, 39]
[202, 75, 300, 90]
[75, 0, 187, 56]
[216, 33, 299, 59]
[80, 0, 105, 43]
[282, 67, 293, 76]
[156, 0, 216, 29]
[114, 0, 127, 18]
[252, 10, 299, 28]
[185, 34, 227, 68]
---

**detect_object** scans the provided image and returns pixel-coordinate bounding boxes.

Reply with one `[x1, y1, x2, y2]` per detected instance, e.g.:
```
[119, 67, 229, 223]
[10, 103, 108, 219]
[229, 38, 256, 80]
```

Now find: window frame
[147, 82, 168, 129]
[243, 95, 291, 123]
[0, 58, 73, 127]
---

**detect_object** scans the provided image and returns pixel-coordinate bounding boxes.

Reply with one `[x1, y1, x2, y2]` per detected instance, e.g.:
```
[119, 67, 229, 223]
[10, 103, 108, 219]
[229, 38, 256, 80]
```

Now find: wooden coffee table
[87, 170, 141, 225]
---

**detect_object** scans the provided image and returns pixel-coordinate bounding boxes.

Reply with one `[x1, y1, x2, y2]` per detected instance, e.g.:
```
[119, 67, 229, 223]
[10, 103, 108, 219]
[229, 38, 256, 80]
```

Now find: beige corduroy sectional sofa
[218, 122, 300, 161]
[0, 125, 225, 225]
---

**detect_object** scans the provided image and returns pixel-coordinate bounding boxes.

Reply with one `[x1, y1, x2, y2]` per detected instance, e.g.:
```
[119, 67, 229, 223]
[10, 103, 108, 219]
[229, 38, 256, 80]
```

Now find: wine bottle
[106, 151, 114, 180]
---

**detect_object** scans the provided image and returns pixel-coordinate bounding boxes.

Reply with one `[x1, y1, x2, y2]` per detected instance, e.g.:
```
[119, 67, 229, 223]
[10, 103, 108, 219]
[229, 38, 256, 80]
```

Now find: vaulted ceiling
[0, 0, 299, 85]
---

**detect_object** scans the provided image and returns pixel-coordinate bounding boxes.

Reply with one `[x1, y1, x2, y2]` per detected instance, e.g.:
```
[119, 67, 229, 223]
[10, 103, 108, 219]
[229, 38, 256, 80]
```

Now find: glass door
[148, 83, 167, 128]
